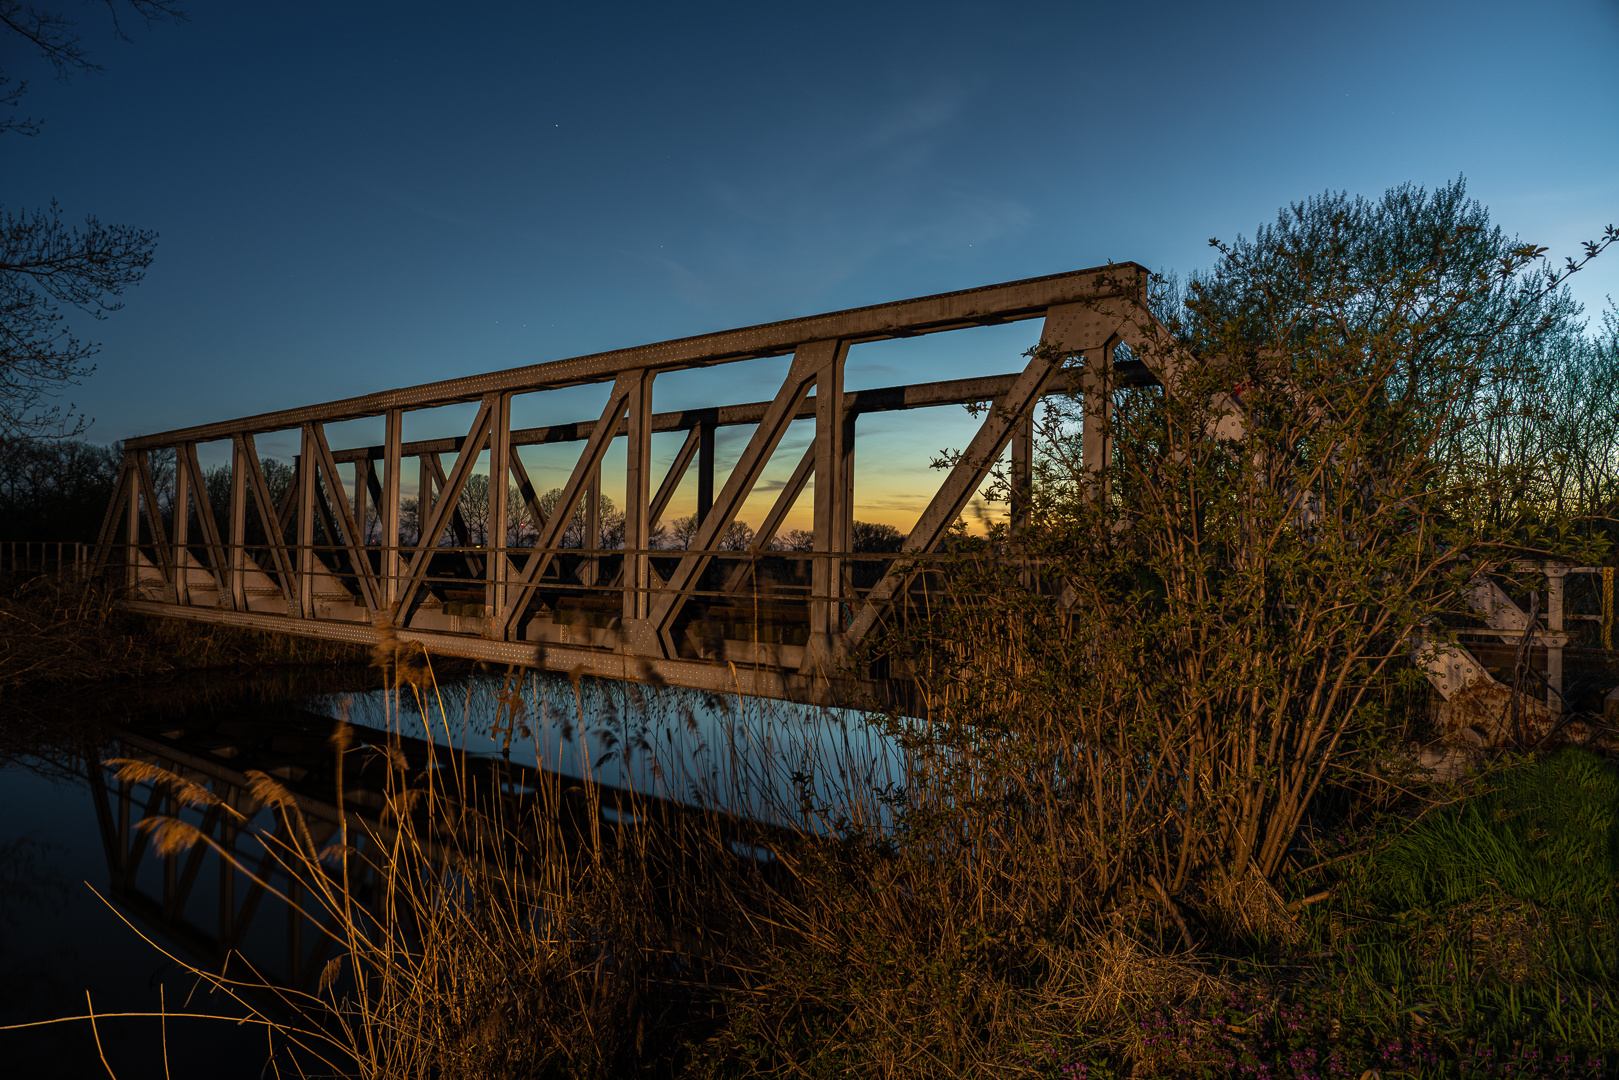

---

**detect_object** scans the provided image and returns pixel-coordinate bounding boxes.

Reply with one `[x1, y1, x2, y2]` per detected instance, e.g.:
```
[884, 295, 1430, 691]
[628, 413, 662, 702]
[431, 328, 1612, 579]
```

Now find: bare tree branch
[0, 0, 185, 135]
[0, 201, 157, 455]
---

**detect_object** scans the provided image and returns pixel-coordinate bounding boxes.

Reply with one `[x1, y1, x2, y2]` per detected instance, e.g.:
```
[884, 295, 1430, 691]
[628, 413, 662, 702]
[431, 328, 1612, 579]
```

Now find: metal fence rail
[0, 540, 88, 575]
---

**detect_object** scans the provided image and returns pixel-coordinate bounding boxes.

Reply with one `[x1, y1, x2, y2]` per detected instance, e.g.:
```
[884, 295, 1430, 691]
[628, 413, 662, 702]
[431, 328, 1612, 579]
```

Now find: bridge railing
[104, 531, 968, 646]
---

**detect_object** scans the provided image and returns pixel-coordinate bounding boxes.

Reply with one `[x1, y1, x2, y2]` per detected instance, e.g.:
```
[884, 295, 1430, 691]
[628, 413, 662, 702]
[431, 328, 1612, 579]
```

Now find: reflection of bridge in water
[94, 266, 1159, 708]
[89, 702, 785, 997]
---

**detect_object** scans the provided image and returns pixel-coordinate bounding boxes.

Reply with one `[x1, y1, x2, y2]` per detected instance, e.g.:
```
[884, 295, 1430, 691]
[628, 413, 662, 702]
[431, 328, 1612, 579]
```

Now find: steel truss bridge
[93, 262, 1595, 722]
[96, 265, 1159, 707]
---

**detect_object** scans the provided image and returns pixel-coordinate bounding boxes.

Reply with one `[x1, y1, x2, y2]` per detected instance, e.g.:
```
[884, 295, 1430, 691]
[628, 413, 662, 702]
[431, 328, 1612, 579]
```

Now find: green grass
[1371, 748, 1619, 912]
[1069, 750, 1619, 1079]
[1327, 749, 1619, 1074]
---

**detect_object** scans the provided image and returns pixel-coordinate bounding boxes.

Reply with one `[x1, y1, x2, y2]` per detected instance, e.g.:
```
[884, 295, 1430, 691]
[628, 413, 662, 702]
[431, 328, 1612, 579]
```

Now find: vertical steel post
[1547, 563, 1566, 713]
[229, 439, 249, 611]
[697, 420, 715, 527]
[174, 446, 191, 605]
[353, 461, 370, 546]
[811, 343, 850, 639]
[486, 394, 511, 635]
[124, 459, 140, 598]
[622, 370, 655, 625]
[382, 409, 403, 610]
[297, 436, 317, 619]
[418, 455, 434, 545]
[840, 410, 856, 617]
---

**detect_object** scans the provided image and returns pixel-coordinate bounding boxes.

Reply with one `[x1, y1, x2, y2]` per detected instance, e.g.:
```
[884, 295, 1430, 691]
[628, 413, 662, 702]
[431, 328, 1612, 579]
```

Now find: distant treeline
[0, 440, 124, 543]
[0, 440, 911, 554]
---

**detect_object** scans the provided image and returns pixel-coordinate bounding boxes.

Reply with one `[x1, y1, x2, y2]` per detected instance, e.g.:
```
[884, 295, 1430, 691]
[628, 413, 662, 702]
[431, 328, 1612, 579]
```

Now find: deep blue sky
[8, 0, 1618, 529]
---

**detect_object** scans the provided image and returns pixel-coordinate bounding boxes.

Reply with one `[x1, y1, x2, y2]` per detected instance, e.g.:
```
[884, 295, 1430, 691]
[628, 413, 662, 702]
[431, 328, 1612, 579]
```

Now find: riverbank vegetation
[703, 179, 1619, 1077]
[93, 661, 1619, 1079]
[0, 569, 365, 700]
[8, 179, 1619, 1077]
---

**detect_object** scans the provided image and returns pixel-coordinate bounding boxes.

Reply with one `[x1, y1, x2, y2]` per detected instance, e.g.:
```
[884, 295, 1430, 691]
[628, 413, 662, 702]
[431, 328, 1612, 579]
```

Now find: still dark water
[0, 753, 271, 1078]
[0, 668, 898, 1079]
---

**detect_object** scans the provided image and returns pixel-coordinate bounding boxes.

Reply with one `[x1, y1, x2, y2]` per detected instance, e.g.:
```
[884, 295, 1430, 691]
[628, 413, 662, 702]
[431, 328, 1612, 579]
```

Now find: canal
[0, 665, 902, 1078]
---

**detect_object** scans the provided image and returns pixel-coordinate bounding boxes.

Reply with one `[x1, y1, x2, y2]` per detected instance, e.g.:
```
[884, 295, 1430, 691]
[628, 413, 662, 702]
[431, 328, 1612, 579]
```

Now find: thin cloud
[366, 183, 481, 230]
[860, 82, 970, 151]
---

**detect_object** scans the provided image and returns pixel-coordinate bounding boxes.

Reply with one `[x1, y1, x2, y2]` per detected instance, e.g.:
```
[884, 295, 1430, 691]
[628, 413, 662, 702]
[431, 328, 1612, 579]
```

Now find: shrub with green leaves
[721, 182, 1618, 1077]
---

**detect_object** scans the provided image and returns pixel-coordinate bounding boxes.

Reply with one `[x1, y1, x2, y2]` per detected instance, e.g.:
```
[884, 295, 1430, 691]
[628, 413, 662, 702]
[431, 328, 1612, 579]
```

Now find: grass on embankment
[1076, 749, 1618, 1080]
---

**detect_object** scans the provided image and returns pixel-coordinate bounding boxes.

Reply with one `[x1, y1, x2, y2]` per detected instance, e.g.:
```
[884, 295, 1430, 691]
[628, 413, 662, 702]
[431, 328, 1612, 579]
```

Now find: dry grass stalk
[134, 814, 207, 857]
[243, 768, 296, 810]
[105, 757, 241, 818]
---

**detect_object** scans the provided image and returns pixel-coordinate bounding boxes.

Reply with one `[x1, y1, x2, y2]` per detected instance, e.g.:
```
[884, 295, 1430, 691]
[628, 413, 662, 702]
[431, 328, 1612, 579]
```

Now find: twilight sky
[8, 0, 1618, 533]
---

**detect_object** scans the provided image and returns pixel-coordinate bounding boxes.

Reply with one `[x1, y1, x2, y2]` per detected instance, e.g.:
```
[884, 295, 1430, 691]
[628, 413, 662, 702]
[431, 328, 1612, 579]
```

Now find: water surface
[0, 665, 902, 1077]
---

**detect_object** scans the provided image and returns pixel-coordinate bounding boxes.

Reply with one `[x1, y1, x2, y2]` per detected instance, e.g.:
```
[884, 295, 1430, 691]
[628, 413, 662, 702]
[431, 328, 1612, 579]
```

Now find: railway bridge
[96, 266, 1162, 707]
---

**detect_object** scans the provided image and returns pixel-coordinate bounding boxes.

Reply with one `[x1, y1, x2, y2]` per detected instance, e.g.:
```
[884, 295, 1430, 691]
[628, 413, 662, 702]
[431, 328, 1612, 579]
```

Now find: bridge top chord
[123, 263, 1149, 450]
